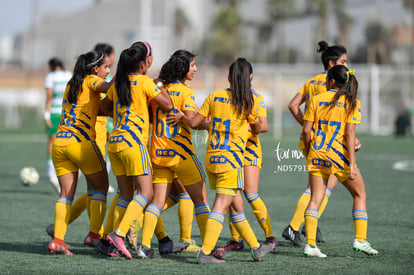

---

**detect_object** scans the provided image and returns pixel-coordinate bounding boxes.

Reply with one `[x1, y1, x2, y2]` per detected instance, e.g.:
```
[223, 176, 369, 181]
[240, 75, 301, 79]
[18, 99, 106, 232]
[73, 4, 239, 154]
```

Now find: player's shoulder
[251, 88, 262, 98]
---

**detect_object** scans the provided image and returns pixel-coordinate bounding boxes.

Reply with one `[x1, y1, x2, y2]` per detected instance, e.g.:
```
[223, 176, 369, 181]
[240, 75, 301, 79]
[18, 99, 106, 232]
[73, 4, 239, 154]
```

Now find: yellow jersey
[244, 90, 267, 166]
[150, 81, 197, 167]
[299, 72, 328, 150]
[199, 88, 259, 173]
[54, 75, 104, 146]
[304, 89, 361, 175]
[107, 74, 161, 153]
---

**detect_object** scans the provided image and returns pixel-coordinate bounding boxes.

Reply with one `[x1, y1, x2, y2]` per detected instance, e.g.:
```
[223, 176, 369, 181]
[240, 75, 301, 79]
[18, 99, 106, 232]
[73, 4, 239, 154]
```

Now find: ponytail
[67, 51, 105, 103]
[115, 46, 147, 106]
[327, 65, 358, 113]
[229, 58, 254, 117]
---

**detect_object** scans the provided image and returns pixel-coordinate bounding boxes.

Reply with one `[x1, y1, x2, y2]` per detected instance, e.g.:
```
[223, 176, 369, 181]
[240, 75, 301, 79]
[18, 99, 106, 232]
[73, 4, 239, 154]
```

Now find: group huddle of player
[44, 40, 377, 264]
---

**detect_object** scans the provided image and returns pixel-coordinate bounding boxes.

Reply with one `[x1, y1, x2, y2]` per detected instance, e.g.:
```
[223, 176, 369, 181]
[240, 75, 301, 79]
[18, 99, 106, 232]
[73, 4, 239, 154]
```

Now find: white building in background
[0, 35, 13, 65]
[16, 0, 191, 69]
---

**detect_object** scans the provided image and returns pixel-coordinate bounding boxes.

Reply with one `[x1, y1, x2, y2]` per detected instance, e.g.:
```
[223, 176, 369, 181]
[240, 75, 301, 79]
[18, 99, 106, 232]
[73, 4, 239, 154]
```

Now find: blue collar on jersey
[170, 81, 180, 84]
[321, 72, 327, 74]
[226, 88, 232, 92]
[328, 89, 337, 93]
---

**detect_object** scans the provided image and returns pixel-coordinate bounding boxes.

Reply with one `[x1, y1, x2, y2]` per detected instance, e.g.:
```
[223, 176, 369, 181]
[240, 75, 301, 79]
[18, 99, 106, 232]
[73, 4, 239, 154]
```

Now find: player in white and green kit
[44, 58, 72, 193]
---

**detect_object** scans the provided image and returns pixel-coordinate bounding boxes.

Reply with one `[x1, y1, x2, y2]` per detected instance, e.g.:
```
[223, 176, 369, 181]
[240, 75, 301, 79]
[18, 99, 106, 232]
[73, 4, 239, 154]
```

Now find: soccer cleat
[282, 225, 306, 247]
[265, 236, 279, 251]
[45, 224, 54, 239]
[49, 176, 61, 194]
[126, 226, 137, 251]
[137, 244, 161, 259]
[197, 250, 226, 264]
[158, 236, 189, 255]
[96, 239, 110, 256]
[180, 239, 201, 252]
[302, 226, 326, 243]
[84, 232, 100, 248]
[304, 244, 327, 258]
[352, 239, 378, 255]
[211, 248, 227, 260]
[107, 232, 132, 259]
[216, 240, 244, 251]
[251, 244, 273, 262]
[48, 240, 73, 255]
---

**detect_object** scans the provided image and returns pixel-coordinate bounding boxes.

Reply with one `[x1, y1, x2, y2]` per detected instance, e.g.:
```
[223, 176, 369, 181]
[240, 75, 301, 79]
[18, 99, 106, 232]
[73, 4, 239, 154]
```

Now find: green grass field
[0, 110, 413, 274]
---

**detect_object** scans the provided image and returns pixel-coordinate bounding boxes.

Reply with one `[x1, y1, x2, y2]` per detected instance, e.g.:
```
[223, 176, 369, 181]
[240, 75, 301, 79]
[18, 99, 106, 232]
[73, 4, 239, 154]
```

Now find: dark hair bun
[317, 41, 329, 53]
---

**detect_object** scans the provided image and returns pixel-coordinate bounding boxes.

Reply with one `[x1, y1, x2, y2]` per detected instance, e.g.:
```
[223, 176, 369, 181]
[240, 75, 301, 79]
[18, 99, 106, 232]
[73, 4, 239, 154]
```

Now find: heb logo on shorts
[209, 155, 229, 164]
[109, 135, 125, 143]
[56, 131, 73, 138]
[311, 158, 332, 168]
[156, 149, 176, 157]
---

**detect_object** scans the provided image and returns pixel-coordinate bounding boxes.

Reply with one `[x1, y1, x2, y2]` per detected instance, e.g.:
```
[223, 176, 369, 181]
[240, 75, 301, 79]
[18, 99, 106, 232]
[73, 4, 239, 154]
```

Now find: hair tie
[86, 52, 104, 69]
[142, 41, 150, 57]
[346, 69, 355, 82]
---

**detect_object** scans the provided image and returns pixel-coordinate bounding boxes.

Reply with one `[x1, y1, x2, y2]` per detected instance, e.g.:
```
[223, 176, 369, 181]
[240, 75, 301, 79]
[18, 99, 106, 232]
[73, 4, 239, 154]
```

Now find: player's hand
[167, 108, 184, 126]
[349, 164, 358, 180]
[355, 137, 361, 152]
[45, 119, 52, 129]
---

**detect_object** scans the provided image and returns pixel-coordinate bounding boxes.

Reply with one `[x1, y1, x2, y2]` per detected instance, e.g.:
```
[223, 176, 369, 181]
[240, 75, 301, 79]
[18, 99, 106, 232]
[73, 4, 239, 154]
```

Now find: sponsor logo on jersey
[155, 149, 176, 157]
[311, 158, 332, 168]
[56, 131, 73, 138]
[109, 135, 125, 143]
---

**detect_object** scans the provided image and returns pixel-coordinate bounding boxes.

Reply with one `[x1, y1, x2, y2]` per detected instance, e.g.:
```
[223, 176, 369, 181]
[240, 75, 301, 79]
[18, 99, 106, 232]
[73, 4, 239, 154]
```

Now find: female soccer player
[302, 65, 378, 257]
[44, 58, 72, 194]
[103, 44, 173, 259]
[283, 41, 360, 246]
[184, 58, 273, 264]
[48, 51, 112, 255]
[137, 51, 211, 258]
[218, 87, 277, 252]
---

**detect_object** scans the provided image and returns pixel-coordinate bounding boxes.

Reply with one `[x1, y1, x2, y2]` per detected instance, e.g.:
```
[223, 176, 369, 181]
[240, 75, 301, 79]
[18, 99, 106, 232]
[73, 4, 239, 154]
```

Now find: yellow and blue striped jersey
[304, 89, 361, 175]
[298, 72, 328, 150]
[150, 81, 197, 167]
[107, 74, 161, 153]
[54, 75, 104, 146]
[244, 90, 267, 166]
[199, 88, 259, 173]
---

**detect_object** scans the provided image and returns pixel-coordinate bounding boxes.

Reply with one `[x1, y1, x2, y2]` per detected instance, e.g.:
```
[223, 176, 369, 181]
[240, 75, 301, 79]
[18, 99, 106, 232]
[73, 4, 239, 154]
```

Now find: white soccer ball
[20, 167, 39, 186]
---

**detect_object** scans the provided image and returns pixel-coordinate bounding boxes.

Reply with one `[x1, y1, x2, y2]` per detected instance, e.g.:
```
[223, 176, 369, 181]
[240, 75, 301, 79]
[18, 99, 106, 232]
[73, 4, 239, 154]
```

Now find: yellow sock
[194, 203, 210, 241]
[112, 196, 130, 230]
[230, 212, 259, 248]
[228, 213, 241, 241]
[178, 192, 194, 240]
[290, 187, 311, 231]
[68, 192, 87, 224]
[245, 192, 274, 238]
[353, 210, 368, 242]
[201, 211, 224, 255]
[54, 197, 73, 240]
[115, 194, 148, 237]
[318, 186, 332, 218]
[141, 203, 162, 248]
[86, 188, 94, 218]
[163, 192, 178, 210]
[304, 208, 319, 246]
[102, 193, 119, 238]
[154, 215, 168, 240]
[89, 191, 107, 235]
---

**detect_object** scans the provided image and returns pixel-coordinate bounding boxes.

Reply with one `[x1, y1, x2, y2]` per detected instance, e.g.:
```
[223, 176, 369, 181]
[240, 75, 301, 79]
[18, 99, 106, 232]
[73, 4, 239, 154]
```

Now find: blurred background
[0, 0, 413, 137]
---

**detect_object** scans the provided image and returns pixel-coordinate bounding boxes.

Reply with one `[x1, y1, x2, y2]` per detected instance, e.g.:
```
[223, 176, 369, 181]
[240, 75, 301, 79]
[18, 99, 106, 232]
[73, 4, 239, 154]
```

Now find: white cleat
[353, 239, 378, 255]
[304, 244, 327, 258]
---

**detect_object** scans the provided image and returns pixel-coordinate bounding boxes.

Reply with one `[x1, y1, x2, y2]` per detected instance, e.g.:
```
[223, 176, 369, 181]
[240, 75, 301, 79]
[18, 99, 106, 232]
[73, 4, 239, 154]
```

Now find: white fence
[1, 64, 413, 137]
